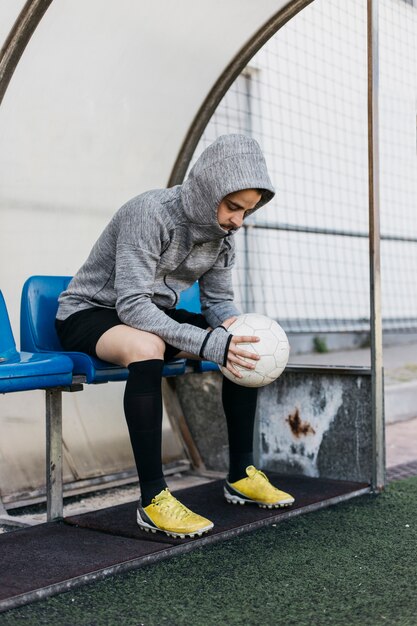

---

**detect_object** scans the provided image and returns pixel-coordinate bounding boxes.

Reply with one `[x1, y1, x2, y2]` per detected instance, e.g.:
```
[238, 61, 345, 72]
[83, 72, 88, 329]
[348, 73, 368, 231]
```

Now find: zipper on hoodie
[224, 237, 232, 267]
[163, 275, 178, 307]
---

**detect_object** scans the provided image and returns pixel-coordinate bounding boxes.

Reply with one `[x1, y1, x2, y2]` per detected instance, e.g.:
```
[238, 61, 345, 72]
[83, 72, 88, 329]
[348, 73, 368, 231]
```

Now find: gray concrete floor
[386, 416, 417, 468]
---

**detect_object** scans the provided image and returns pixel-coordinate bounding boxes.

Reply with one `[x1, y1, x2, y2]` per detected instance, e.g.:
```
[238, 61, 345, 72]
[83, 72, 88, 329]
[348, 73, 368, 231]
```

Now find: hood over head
[181, 134, 275, 239]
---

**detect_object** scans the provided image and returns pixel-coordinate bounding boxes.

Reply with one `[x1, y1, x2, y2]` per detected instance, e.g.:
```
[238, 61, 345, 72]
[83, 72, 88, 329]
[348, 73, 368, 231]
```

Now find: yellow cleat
[137, 488, 214, 538]
[224, 465, 295, 509]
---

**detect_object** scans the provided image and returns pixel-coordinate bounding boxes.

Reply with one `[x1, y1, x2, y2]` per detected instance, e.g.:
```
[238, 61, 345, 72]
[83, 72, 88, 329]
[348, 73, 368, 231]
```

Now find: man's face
[217, 189, 262, 232]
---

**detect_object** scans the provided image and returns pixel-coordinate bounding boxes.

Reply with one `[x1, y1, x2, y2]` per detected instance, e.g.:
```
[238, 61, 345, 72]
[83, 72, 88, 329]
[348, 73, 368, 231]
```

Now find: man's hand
[221, 317, 260, 379]
[221, 316, 237, 329]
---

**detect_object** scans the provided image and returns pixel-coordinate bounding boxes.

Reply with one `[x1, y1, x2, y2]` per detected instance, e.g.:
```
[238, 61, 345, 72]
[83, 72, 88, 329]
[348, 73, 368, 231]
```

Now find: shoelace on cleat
[250, 468, 270, 484]
[152, 490, 193, 521]
[249, 468, 282, 496]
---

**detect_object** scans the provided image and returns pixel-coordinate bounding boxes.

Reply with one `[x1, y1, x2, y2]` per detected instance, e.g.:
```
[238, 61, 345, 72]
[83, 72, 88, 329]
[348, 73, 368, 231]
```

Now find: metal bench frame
[0, 289, 74, 525]
[19, 275, 217, 521]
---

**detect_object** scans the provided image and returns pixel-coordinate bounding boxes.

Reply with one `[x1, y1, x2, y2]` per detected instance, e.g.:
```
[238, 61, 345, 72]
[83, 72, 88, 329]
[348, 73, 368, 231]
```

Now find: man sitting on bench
[55, 134, 294, 539]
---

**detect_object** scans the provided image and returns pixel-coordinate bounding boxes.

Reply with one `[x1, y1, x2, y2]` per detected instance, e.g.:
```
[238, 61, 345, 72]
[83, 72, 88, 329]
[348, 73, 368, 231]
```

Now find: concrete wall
[175, 366, 373, 484]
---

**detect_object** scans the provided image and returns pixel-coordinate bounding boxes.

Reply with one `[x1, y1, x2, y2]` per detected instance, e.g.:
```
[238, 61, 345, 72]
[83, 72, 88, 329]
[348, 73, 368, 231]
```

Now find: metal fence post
[368, 0, 385, 491]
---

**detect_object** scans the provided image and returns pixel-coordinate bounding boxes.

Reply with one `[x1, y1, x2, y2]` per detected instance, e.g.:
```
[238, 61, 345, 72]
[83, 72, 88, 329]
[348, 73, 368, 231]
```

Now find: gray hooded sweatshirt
[57, 134, 275, 365]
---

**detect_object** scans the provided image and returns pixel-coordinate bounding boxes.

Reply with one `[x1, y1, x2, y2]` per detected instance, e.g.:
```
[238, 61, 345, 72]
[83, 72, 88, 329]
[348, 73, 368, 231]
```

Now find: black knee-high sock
[123, 359, 167, 506]
[222, 376, 258, 482]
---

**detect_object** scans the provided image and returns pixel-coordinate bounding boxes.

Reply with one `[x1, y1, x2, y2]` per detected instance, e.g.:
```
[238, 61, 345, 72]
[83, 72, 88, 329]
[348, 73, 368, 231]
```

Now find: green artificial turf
[1, 477, 416, 626]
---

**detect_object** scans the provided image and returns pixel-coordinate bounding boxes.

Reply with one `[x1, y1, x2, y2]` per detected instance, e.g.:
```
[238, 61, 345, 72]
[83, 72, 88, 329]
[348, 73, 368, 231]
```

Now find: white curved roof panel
[0, 0, 293, 212]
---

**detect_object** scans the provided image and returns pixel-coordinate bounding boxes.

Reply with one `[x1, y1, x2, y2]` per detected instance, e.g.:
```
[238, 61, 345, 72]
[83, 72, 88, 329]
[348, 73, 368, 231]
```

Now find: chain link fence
[188, 0, 417, 336]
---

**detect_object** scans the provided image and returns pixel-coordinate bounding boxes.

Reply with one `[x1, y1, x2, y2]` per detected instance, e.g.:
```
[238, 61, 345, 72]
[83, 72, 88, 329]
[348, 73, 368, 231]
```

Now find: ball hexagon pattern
[220, 313, 290, 387]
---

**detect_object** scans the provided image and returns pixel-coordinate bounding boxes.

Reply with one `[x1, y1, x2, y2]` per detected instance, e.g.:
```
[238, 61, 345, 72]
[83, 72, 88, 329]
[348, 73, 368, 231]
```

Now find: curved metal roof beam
[0, 0, 53, 106]
[168, 0, 314, 186]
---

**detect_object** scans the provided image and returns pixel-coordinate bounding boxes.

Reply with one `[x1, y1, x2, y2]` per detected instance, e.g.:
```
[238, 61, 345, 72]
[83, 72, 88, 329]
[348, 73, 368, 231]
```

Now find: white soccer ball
[220, 313, 290, 388]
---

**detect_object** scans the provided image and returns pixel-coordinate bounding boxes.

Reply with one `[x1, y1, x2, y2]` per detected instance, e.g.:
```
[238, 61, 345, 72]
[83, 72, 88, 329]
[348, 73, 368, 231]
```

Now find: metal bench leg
[45, 389, 63, 521]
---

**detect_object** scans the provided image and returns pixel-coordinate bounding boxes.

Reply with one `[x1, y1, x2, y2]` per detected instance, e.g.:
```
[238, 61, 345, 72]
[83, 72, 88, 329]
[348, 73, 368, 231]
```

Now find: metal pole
[242, 219, 417, 244]
[0, 0, 53, 107]
[243, 73, 253, 313]
[368, 0, 385, 491]
[243, 226, 251, 312]
[45, 389, 63, 520]
[168, 0, 315, 187]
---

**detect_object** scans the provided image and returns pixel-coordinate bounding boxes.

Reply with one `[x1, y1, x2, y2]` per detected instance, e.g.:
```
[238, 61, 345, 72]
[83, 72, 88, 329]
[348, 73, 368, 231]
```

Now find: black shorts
[55, 306, 209, 362]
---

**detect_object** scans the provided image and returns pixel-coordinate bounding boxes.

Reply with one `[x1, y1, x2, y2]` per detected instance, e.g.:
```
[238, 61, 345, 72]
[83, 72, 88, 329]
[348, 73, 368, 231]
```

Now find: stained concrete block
[175, 372, 229, 472]
[175, 365, 374, 483]
[256, 369, 373, 483]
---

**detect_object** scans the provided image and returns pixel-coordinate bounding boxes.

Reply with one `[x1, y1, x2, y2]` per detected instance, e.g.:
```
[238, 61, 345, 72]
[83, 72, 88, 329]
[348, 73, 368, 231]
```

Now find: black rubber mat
[0, 522, 168, 603]
[0, 474, 369, 610]
[66, 474, 368, 544]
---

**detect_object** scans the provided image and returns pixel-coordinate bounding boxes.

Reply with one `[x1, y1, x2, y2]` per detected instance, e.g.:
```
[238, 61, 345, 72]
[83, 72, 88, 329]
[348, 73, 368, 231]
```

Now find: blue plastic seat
[16, 277, 218, 522]
[0, 291, 73, 394]
[20, 276, 191, 383]
[177, 282, 201, 313]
